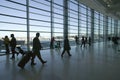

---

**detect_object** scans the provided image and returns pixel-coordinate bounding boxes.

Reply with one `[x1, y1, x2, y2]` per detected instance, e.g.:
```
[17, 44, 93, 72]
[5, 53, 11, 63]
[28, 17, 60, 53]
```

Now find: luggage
[16, 47, 25, 56]
[18, 51, 32, 69]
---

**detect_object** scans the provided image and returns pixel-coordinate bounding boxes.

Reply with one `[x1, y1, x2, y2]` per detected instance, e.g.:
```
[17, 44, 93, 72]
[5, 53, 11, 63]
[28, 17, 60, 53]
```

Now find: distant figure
[88, 37, 91, 46]
[2, 36, 10, 54]
[50, 37, 55, 49]
[81, 36, 85, 47]
[10, 34, 16, 59]
[31, 33, 47, 65]
[112, 36, 118, 45]
[75, 36, 79, 45]
[108, 37, 111, 41]
[85, 37, 88, 46]
[61, 36, 71, 57]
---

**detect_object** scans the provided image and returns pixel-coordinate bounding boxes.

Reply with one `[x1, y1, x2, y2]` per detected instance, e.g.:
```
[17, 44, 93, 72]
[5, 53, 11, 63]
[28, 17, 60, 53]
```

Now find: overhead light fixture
[107, 4, 111, 7]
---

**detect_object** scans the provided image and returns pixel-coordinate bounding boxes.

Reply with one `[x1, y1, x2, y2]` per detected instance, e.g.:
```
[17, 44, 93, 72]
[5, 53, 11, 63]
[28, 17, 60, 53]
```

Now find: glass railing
[0, 39, 105, 54]
[0, 40, 77, 53]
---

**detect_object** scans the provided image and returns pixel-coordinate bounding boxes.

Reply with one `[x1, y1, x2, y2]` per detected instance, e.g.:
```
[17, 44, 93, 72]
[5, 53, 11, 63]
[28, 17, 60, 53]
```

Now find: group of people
[30, 33, 71, 65]
[2, 33, 73, 68]
[108, 36, 119, 45]
[2, 34, 17, 59]
[2, 33, 97, 68]
[2, 33, 47, 66]
[75, 36, 91, 47]
[50, 37, 61, 49]
[50, 36, 72, 57]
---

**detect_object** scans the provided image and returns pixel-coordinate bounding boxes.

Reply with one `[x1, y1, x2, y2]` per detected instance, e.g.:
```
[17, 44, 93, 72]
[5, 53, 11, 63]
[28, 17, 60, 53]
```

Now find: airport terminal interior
[0, 0, 120, 80]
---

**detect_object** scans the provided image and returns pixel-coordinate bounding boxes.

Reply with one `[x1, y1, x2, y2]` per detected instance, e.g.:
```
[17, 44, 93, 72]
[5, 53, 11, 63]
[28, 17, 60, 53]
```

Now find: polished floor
[0, 42, 120, 80]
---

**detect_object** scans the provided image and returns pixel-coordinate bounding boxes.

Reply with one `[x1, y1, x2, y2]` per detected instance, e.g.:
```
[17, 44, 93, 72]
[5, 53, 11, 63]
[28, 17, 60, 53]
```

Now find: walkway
[0, 42, 120, 80]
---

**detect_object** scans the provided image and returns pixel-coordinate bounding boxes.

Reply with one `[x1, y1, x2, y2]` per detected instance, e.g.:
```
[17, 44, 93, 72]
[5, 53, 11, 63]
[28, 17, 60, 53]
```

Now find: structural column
[26, 0, 30, 51]
[51, 0, 54, 38]
[98, 13, 100, 42]
[103, 15, 108, 42]
[111, 18, 112, 37]
[63, 0, 68, 38]
[86, 7, 88, 37]
[91, 9, 94, 43]
[78, 2, 80, 38]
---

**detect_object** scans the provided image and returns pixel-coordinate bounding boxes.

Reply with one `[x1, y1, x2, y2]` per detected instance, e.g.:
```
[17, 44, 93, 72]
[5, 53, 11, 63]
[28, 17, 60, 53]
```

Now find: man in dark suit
[31, 33, 47, 65]
[10, 34, 16, 59]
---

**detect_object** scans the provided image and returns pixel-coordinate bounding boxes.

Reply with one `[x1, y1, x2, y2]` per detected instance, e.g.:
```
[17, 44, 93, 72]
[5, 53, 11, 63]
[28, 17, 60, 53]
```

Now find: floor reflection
[0, 42, 120, 80]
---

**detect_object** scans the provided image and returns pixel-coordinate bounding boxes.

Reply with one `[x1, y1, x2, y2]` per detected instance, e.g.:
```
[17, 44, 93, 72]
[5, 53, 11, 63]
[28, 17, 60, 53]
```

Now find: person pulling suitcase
[31, 32, 47, 65]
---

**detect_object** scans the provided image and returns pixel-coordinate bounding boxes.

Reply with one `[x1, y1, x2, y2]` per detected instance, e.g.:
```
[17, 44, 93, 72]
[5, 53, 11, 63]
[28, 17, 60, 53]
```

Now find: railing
[0, 40, 77, 53]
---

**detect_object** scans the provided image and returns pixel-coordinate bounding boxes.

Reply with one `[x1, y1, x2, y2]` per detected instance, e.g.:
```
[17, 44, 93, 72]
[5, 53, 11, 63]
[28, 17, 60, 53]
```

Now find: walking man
[31, 33, 47, 65]
[61, 36, 71, 57]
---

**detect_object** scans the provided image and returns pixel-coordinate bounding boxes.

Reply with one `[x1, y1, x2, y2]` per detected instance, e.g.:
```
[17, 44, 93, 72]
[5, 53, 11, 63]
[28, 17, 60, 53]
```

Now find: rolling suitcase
[18, 51, 32, 69]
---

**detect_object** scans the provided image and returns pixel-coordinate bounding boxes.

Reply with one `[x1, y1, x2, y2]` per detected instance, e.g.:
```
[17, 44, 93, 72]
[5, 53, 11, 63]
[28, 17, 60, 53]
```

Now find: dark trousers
[81, 42, 85, 47]
[5, 44, 9, 54]
[61, 49, 71, 56]
[11, 47, 15, 58]
[31, 50, 44, 64]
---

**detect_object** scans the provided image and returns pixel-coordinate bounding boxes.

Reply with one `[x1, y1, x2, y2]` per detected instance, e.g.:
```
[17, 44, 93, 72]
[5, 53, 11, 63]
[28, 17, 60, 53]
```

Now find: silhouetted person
[61, 36, 71, 57]
[50, 37, 55, 49]
[112, 36, 118, 45]
[2, 36, 10, 54]
[81, 36, 85, 47]
[31, 33, 47, 65]
[88, 37, 91, 46]
[75, 36, 79, 45]
[108, 37, 111, 41]
[85, 37, 88, 46]
[10, 34, 16, 59]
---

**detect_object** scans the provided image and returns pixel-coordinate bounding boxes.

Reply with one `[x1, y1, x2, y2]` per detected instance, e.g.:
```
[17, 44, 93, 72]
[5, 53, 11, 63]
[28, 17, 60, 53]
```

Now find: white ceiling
[76, 0, 120, 19]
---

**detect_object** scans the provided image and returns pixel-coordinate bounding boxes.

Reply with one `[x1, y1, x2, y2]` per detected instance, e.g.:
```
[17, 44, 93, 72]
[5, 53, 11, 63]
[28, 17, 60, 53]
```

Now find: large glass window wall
[0, 0, 119, 53]
[68, 0, 78, 45]
[52, 0, 64, 41]
[108, 17, 112, 37]
[99, 13, 104, 41]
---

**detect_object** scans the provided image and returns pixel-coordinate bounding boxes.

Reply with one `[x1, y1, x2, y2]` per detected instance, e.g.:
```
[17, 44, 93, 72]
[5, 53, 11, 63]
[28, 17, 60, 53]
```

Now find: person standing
[10, 34, 16, 59]
[81, 36, 85, 47]
[85, 37, 88, 47]
[75, 36, 79, 45]
[88, 37, 91, 46]
[31, 33, 47, 65]
[61, 36, 71, 57]
[2, 36, 10, 54]
[50, 37, 55, 49]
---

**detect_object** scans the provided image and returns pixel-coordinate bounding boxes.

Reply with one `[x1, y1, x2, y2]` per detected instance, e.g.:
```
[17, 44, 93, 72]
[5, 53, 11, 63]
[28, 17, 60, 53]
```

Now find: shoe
[31, 63, 36, 65]
[42, 61, 47, 64]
